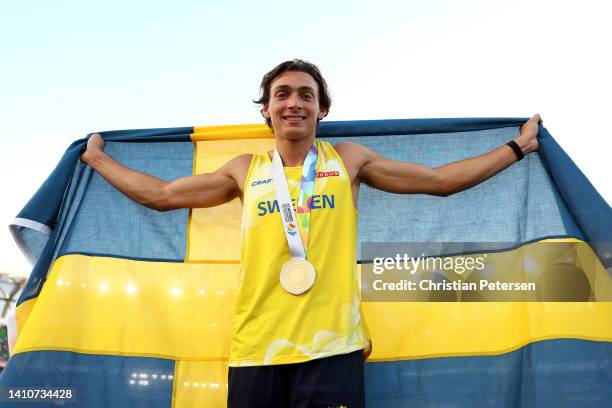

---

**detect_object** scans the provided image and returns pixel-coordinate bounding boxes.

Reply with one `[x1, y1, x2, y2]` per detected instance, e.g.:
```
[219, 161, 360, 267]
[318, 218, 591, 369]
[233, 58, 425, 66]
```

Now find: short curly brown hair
[254, 59, 332, 128]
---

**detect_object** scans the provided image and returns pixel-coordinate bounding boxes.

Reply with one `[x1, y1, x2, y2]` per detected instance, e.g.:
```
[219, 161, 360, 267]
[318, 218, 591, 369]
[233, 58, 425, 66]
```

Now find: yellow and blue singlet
[229, 140, 370, 367]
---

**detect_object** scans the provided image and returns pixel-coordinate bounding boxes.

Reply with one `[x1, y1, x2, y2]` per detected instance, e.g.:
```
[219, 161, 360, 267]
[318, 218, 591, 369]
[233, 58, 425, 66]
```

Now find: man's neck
[274, 135, 316, 167]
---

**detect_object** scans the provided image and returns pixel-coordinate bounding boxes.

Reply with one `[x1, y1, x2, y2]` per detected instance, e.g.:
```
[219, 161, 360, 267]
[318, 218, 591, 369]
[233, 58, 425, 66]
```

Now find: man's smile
[283, 115, 306, 123]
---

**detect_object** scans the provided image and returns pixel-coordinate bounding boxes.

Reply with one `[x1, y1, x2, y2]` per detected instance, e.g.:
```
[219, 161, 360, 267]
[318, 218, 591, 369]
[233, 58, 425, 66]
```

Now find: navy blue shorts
[227, 350, 365, 408]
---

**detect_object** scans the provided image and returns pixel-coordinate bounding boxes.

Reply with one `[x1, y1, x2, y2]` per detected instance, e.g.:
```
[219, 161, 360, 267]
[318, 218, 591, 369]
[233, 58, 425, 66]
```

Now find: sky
[1, 0, 610, 276]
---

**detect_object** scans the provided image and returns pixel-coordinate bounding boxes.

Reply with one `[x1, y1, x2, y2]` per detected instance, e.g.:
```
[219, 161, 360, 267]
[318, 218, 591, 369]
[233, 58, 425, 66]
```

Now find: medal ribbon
[270, 143, 318, 259]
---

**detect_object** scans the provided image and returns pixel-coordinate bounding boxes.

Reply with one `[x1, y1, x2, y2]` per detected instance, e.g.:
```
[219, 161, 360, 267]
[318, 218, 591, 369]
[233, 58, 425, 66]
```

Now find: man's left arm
[348, 114, 541, 196]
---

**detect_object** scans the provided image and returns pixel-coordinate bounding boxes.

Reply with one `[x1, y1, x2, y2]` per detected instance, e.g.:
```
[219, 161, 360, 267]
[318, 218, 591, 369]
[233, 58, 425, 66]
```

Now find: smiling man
[81, 59, 541, 407]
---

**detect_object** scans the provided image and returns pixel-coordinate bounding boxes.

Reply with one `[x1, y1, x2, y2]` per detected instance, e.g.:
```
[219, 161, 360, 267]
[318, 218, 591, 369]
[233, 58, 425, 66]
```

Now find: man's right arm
[80, 134, 244, 211]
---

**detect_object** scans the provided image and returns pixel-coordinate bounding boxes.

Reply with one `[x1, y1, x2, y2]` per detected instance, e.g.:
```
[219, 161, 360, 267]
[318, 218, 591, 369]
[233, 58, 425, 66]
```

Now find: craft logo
[316, 171, 339, 178]
[251, 178, 273, 187]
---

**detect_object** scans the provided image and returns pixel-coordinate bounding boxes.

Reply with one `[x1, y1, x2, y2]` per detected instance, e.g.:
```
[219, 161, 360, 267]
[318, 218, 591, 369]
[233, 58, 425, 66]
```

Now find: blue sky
[1, 0, 610, 274]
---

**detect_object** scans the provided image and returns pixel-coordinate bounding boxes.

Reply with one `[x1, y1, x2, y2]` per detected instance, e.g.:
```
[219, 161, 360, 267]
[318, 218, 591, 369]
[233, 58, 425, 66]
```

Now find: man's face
[263, 71, 327, 140]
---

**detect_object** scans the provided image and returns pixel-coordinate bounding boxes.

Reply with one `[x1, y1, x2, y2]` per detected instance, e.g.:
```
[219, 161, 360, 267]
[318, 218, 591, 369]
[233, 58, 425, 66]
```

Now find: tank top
[229, 140, 370, 367]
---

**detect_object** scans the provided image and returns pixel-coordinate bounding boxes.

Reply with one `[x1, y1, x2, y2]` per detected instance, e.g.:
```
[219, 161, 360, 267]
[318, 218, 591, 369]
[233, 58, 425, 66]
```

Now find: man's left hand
[516, 113, 542, 155]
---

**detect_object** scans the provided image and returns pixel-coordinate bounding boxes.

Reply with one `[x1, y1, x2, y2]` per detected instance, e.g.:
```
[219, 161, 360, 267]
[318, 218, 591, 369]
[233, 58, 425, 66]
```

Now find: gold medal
[280, 258, 316, 295]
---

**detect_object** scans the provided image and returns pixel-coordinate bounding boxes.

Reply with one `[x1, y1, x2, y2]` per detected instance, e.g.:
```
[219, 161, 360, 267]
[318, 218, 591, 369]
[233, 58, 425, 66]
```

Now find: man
[81, 59, 541, 407]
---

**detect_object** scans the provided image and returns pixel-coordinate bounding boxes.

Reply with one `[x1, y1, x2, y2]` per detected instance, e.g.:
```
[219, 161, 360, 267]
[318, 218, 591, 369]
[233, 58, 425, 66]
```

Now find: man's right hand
[80, 133, 105, 163]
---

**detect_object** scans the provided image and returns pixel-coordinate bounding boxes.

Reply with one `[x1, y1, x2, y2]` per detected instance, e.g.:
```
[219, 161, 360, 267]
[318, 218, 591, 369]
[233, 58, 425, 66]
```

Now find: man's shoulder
[332, 140, 361, 152]
[227, 154, 254, 175]
[232, 153, 255, 165]
[215, 153, 253, 180]
[216, 154, 255, 194]
[332, 141, 372, 169]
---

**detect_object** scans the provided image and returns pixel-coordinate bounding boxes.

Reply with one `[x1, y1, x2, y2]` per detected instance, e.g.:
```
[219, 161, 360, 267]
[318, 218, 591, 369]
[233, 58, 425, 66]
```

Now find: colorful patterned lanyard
[295, 143, 318, 255]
